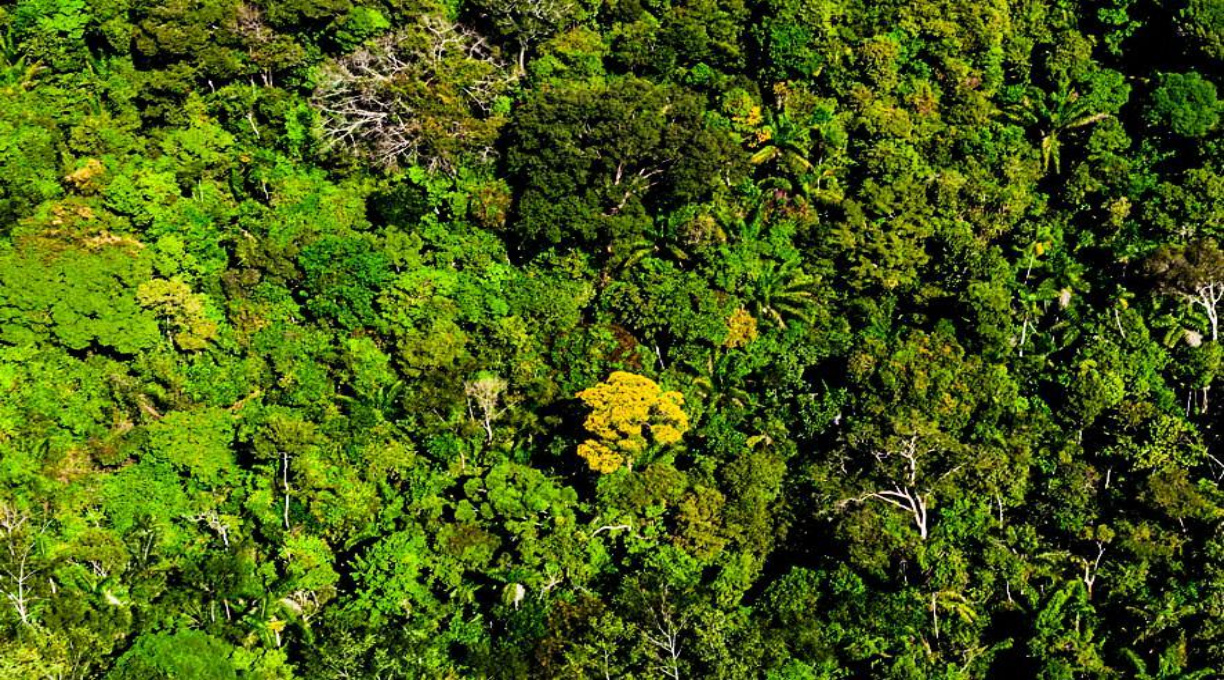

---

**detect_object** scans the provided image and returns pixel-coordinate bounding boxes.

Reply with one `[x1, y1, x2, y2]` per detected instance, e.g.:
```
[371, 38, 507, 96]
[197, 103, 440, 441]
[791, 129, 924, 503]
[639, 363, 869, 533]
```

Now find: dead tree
[860, 485, 930, 540]
[191, 510, 233, 548]
[465, 375, 508, 442]
[838, 435, 961, 541]
[1080, 541, 1107, 599]
[1146, 238, 1224, 342]
[639, 585, 685, 680]
[313, 16, 517, 173]
[472, 0, 575, 73]
[0, 504, 48, 626]
[281, 449, 292, 530]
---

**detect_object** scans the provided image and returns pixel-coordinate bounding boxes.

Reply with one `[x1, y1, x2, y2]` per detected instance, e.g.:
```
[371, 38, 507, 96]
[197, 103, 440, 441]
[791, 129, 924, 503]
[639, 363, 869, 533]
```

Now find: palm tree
[749, 108, 848, 208]
[337, 378, 405, 421]
[608, 237, 692, 274]
[0, 30, 41, 94]
[690, 350, 753, 413]
[750, 111, 815, 177]
[1004, 78, 1112, 175]
[1123, 645, 1214, 680]
[746, 258, 822, 329]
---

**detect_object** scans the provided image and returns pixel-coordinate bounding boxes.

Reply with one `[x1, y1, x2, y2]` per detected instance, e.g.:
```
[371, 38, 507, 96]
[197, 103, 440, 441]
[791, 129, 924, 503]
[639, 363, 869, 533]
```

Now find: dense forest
[4, 0, 1224, 677]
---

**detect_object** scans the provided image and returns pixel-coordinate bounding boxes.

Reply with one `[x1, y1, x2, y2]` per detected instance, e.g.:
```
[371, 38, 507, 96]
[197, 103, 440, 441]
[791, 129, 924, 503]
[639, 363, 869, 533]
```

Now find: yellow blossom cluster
[723, 307, 759, 348]
[575, 372, 689, 473]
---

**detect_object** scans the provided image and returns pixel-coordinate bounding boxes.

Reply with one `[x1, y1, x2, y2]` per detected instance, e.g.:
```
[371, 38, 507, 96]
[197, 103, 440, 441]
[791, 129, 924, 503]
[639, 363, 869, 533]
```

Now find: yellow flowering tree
[575, 372, 689, 473]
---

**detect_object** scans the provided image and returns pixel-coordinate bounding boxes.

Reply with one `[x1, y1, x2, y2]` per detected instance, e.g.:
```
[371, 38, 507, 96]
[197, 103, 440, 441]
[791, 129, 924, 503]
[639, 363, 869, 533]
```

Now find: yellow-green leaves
[137, 278, 219, 350]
